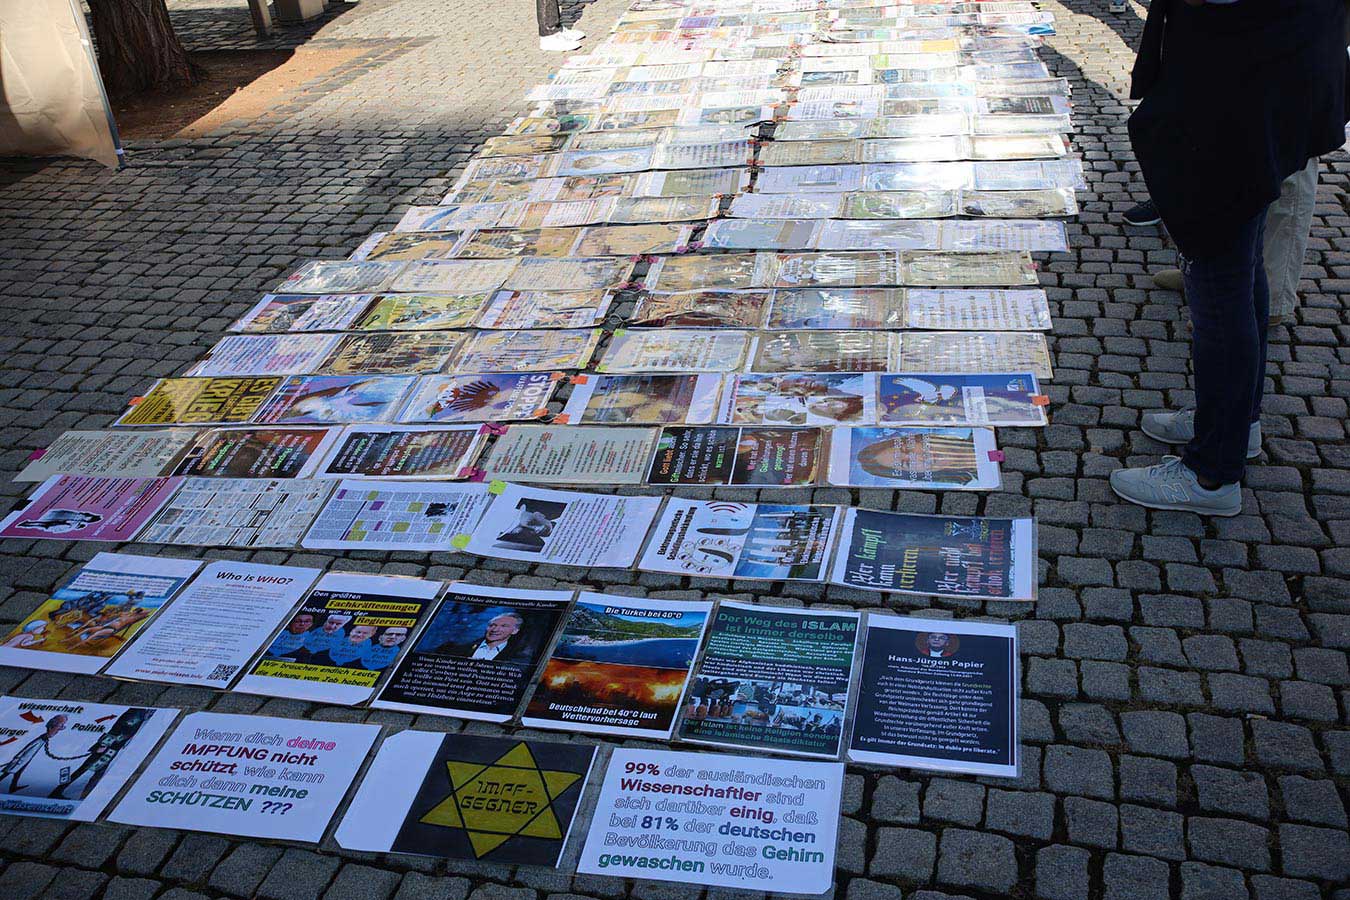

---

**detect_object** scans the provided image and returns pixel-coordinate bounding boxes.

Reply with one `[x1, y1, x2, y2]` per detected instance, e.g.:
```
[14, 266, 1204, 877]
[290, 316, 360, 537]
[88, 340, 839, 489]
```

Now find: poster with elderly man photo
[374, 583, 574, 721]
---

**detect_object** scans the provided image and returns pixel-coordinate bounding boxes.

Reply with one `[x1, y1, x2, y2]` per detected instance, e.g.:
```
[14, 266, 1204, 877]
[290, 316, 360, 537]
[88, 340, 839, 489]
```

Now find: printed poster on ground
[522, 593, 710, 739]
[108, 712, 379, 841]
[233, 572, 441, 705]
[0, 697, 176, 821]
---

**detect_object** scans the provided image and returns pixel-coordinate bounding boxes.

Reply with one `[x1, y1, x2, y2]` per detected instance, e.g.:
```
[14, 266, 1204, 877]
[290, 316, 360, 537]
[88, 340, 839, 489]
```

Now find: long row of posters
[0, 554, 1017, 772]
[0, 600, 1012, 885]
[0, 695, 842, 891]
[0, 477, 1035, 600]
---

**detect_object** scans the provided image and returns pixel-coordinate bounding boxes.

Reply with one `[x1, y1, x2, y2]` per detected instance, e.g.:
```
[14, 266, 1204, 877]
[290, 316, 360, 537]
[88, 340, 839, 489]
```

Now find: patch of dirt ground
[113, 46, 367, 141]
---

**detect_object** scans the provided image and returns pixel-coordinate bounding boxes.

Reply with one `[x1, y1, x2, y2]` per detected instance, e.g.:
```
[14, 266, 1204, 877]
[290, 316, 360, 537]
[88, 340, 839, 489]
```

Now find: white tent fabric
[0, 0, 120, 168]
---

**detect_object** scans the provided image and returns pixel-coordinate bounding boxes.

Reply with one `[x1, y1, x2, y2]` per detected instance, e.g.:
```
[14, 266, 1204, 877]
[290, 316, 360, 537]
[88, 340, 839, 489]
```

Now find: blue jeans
[1180, 207, 1270, 485]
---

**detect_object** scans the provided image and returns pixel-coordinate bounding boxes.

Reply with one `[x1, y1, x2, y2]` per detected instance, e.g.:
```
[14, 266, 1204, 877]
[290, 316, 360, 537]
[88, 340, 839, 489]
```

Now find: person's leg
[1262, 157, 1319, 323]
[536, 0, 560, 36]
[1182, 208, 1268, 487]
[1250, 213, 1271, 431]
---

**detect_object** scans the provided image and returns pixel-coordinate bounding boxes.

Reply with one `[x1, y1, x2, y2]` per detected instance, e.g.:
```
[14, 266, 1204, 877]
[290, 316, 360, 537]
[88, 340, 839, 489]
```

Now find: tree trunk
[87, 0, 200, 96]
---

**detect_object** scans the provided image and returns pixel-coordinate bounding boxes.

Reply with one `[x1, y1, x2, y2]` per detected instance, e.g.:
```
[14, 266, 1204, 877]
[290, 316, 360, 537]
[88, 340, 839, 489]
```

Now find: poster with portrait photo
[373, 583, 573, 721]
[460, 483, 661, 569]
[848, 616, 1018, 778]
[234, 572, 441, 705]
[0, 697, 176, 821]
[826, 426, 1001, 490]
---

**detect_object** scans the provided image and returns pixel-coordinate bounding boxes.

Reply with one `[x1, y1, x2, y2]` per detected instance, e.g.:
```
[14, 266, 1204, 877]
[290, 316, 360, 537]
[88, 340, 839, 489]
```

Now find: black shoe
[1122, 200, 1161, 226]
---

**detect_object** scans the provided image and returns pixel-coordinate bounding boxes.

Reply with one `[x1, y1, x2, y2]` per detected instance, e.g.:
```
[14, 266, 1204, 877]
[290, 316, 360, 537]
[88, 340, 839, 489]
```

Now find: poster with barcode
[104, 561, 322, 688]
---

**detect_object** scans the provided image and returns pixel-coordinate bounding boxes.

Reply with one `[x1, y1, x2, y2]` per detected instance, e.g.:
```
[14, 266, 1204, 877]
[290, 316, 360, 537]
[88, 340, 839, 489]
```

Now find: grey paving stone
[1044, 746, 1114, 799]
[922, 780, 984, 827]
[1186, 818, 1271, 872]
[1034, 845, 1090, 900]
[1179, 862, 1248, 900]
[325, 864, 401, 900]
[1102, 853, 1170, 900]
[934, 829, 1017, 894]
[870, 827, 936, 882]
[1278, 775, 1348, 827]
[1192, 765, 1269, 819]
[1279, 823, 1350, 881]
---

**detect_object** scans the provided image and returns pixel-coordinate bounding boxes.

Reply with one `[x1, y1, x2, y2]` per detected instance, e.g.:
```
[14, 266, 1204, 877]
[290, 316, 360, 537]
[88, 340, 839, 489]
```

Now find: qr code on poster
[207, 664, 239, 682]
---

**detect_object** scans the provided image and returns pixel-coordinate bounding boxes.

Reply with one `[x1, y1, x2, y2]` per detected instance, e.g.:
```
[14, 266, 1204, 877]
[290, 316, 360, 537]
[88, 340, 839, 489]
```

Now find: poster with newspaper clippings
[109, 712, 379, 841]
[138, 478, 335, 549]
[0, 697, 175, 821]
[302, 481, 493, 552]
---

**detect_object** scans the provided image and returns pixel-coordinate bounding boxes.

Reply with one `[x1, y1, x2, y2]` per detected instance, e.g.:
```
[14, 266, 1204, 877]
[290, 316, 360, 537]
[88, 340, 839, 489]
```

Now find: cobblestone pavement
[2, 1, 1349, 898]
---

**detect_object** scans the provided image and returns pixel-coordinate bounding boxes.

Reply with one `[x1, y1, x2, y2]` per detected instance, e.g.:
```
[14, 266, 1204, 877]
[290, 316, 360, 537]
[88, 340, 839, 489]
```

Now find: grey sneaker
[1140, 409, 1261, 459]
[1152, 268, 1184, 291]
[1110, 456, 1242, 517]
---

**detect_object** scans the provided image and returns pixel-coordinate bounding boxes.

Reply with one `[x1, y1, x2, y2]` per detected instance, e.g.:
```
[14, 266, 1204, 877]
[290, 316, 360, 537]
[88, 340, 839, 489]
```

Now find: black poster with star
[392, 734, 597, 866]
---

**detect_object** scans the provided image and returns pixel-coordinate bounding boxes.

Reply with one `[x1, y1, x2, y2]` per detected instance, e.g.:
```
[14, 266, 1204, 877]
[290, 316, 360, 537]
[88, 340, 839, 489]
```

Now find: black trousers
[537, 0, 560, 36]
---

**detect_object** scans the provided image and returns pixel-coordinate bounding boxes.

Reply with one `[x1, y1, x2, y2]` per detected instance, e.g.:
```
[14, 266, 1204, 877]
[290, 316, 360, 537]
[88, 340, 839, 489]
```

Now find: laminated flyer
[392, 258, 518, 294]
[460, 483, 661, 569]
[302, 481, 493, 551]
[16, 429, 195, 482]
[104, 561, 322, 688]
[0, 476, 183, 543]
[571, 223, 693, 256]
[452, 329, 600, 372]
[679, 602, 859, 757]
[629, 290, 770, 329]
[0, 697, 175, 821]
[849, 616, 1018, 778]
[276, 259, 404, 294]
[903, 288, 1052, 331]
[895, 331, 1053, 380]
[109, 712, 379, 841]
[312, 425, 486, 479]
[230, 294, 375, 333]
[354, 232, 466, 261]
[319, 331, 463, 376]
[186, 334, 342, 378]
[171, 427, 339, 479]
[474, 290, 612, 330]
[638, 498, 841, 582]
[577, 747, 843, 894]
[0, 552, 201, 675]
[115, 377, 282, 426]
[138, 478, 335, 549]
[748, 330, 895, 373]
[646, 426, 822, 488]
[560, 374, 721, 425]
[718, 373, 876, 426]
[522, 593, 710, 738]
[234, 573, 441, 705]
[502, 257, 636, 292]
[335, 732, 595, 865]
[352, 293, 488, 331]
[641, 253, 771, 292]
[397, 373, 557, 424]
[597, 329, 750, 373]
[373, 583, 573, 721]
[826, 426, 1001, 490]
[830, 509, 1035, 600]
[250, 375, 417, 426]
[764, 287, 906, 330]
[878, 373, 1047, 426]
[482, 425, 660, 485]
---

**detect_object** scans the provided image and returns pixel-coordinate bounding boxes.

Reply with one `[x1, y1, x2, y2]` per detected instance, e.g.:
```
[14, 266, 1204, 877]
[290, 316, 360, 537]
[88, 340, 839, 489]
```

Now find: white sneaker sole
[1139, 421, 1261, 460]
[1109, 481, 1242, 517]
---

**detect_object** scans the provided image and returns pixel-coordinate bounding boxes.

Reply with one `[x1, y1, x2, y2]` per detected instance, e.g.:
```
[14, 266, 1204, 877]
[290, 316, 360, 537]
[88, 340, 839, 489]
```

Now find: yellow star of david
[419, 742, 581, 857]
